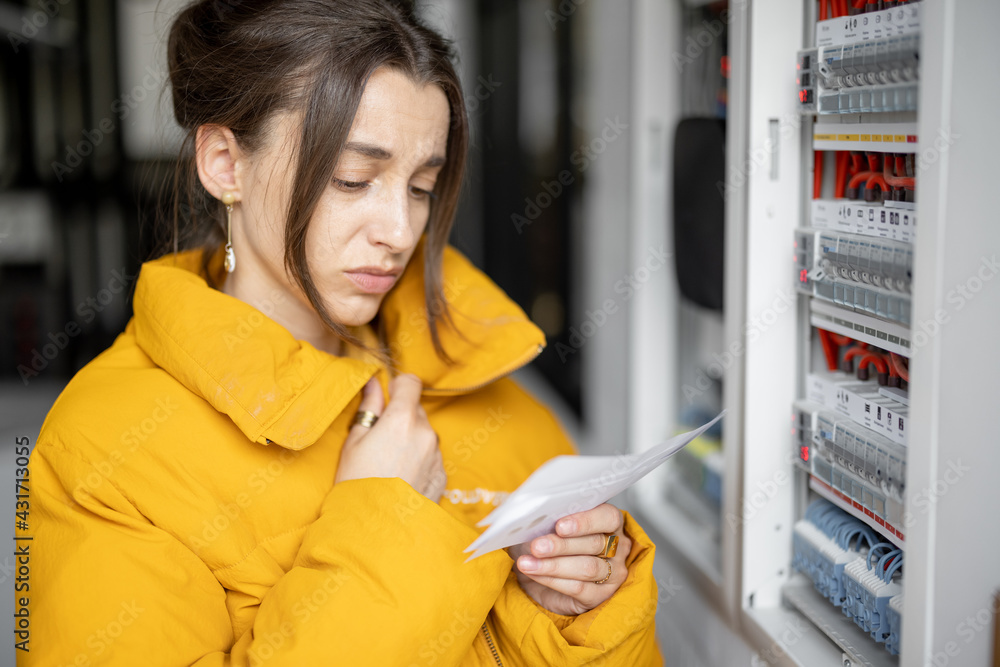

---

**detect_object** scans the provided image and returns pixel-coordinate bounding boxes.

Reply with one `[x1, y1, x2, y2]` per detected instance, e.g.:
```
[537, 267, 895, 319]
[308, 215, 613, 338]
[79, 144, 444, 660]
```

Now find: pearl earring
[221, 191, 236, 273]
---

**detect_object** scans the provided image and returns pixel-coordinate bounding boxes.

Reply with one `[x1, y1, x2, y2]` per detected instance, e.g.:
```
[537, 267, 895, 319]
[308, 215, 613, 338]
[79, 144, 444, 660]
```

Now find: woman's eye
[332, 178, 369, 192]
[409, 185, 436, 200]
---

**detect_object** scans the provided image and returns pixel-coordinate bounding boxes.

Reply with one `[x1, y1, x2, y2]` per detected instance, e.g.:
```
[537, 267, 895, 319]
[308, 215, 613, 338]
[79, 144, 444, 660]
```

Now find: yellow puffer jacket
[22, 240, 663, 666]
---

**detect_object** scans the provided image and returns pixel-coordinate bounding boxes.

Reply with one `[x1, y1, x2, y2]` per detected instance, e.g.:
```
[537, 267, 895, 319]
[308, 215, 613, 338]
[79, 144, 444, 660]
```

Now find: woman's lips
[344, 270, 400, 294]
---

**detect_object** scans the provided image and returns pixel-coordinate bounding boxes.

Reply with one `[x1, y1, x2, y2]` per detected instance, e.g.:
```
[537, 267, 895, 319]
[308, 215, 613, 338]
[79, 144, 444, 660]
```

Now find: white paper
[463, 411, 725, 560]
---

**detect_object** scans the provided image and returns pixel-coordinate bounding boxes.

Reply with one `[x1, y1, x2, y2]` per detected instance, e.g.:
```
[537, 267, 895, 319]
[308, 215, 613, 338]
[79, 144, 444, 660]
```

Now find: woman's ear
[195, 125, 243, 201]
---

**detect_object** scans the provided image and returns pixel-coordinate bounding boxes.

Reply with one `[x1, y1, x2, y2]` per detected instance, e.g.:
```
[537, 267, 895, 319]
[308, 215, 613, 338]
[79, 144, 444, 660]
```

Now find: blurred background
[0, 0, 727, 417]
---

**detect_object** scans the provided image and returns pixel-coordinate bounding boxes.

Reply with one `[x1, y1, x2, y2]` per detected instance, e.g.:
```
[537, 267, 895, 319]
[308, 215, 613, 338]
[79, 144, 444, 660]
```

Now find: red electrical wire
[838, 0, 850, 16]
[820, 0, 828, 20]
[850, 152, 863, 175]
[884, 154, 916, 188]
[852, 0, 866, 8]
[842, 152, 853, 195]
[849, 171, 874, 190]
[834, 152, 848, 198]
[818, 329, 840, 371]
[814, 151, 824, 199]
[866, 173, 889, 194]
[869, 349, 898, 379]
[858, 354, 888, 374]
[843, 347, 869, 364]
[890, 353, 910, 382]
[829, 333, 852, 346]
[867, 152, 881, 173]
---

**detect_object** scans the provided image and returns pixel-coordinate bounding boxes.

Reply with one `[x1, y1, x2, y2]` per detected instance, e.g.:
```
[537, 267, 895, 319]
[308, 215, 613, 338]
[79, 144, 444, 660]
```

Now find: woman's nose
[367, 183, 417, 252]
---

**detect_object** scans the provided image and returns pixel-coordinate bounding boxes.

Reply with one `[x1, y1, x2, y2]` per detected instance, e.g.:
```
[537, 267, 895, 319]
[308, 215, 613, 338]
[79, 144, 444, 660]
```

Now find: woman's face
[227, 67, 450, 343]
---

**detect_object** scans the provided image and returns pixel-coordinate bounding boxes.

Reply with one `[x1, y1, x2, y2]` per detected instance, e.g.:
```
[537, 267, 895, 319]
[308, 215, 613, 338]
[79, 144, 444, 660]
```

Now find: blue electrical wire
[876, 549, 903, 580]
[883, 553, 904, 583]
[867, 543, 895, 570]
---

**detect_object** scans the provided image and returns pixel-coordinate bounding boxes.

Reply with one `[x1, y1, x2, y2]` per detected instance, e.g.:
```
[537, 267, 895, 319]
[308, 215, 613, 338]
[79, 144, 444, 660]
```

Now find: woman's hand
[335, 374, 446, 502]
[508, 504, 632, 616]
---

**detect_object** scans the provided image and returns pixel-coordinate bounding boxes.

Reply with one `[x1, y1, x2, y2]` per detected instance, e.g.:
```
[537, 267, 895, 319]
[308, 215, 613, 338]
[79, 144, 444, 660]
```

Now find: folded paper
[464, 411, 725, 560]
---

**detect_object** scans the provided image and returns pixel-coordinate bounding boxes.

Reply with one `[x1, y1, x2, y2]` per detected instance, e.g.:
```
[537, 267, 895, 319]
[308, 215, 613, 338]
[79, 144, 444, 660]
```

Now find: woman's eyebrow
[344, 141, 445, 168]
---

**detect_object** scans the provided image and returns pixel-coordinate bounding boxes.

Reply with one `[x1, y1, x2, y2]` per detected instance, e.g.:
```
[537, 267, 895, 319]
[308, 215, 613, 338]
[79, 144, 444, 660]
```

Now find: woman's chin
[333, 296, 384, 327]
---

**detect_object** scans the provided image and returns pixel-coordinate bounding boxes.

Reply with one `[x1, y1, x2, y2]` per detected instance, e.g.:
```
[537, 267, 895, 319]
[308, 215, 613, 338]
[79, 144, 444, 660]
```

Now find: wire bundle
[843, 542, 904, 647]
[794, 499, 878, 606]
[817, 329, 909, 389]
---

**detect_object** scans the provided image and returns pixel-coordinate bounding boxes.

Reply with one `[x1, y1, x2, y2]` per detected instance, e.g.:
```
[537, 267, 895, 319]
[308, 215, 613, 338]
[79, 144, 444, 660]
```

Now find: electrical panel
[785, 1, 920, 663]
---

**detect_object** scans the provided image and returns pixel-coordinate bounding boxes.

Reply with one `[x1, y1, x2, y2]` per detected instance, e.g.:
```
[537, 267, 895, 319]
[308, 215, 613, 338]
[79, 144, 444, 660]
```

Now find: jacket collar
[132, 238, 544, 450]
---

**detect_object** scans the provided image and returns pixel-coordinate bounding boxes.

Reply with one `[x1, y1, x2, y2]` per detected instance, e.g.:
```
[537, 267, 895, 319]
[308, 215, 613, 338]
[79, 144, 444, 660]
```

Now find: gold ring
[353, 410, 379, 428]
[594, 558, 612, 584]
[601, 534, 619, 559]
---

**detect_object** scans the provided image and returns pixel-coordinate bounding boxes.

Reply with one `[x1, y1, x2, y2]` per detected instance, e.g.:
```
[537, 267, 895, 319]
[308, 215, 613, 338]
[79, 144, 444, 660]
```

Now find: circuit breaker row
[799, 35, 920, 114]
[793, 500, 903, 656]
[795, 228, 913, 325]
[793, 401, 906, 535]
[798, 4, 921, 115]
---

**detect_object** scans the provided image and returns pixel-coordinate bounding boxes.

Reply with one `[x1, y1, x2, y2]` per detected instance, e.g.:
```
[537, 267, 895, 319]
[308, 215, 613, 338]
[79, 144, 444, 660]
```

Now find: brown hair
[164, 0, 466, 360]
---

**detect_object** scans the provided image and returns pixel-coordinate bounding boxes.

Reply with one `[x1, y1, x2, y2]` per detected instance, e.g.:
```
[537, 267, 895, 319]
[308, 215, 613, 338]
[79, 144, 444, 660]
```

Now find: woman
[24, 1, 663, 664]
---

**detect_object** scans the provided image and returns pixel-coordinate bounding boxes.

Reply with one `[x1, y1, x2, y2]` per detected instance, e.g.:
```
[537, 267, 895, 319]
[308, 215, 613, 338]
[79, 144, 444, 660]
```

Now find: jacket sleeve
[487, 511, 663, 667]
[478, 381, 664, 666]
[23, 440, 514, 666]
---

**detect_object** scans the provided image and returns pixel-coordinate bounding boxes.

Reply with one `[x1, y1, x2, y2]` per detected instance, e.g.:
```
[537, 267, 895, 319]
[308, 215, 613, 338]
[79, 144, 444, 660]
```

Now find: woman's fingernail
[557, 519, 576, 535]
[519, 556, 538, 572]
[535, 539, 551, 555]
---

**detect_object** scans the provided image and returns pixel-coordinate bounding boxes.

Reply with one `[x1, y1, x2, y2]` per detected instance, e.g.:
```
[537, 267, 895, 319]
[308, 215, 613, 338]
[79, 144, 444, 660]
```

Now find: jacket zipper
[422, 343, 545, 396]
[481, 621, 504, 666]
